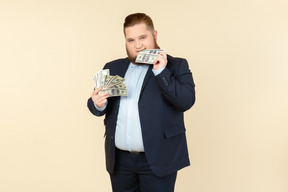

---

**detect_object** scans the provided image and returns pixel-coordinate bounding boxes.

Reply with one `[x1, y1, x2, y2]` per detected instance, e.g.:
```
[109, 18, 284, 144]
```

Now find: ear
[153, 30, 158, 41]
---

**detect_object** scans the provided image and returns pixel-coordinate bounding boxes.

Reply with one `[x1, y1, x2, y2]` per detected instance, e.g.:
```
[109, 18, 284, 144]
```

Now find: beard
[126, 38, 160, 64]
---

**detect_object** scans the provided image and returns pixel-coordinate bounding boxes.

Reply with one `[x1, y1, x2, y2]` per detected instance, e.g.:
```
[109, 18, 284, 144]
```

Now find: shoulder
[104, 58, 129, 68]
[167, 54, 189, 69]
[167, 54, 188, 64]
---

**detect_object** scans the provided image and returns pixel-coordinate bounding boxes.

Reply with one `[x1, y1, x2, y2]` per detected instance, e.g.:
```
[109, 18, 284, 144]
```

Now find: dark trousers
[110, 148, 177, 192]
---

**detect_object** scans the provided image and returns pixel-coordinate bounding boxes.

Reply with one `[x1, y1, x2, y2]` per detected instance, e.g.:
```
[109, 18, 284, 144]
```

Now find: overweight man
[87, 13, 196, 192]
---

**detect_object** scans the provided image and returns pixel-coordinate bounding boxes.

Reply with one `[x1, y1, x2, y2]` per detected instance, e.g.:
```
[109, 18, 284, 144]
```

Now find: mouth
[137, 49, 146, 53]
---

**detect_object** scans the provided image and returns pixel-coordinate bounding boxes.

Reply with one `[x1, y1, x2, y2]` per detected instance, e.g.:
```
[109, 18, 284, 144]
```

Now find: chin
[127, 55, 137, 63]
[126, 50, 137, 63]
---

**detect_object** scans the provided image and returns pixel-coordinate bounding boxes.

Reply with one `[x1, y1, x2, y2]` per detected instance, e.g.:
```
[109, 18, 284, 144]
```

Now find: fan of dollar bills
[93, 69, 127, 97]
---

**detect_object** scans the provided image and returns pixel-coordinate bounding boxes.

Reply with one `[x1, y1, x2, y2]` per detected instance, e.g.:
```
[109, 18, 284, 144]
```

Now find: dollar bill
[106, 83, 126, 89]
[104, 75, 125, 88]
[99, 88, 127, 97]
[103, 75, 114, 86]
[135, 49, 164, 64]
[93, 69, 110, 88]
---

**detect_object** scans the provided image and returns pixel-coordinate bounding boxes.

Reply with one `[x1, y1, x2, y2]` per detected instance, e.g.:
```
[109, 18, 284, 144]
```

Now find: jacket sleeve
[154, 58, 196, 112]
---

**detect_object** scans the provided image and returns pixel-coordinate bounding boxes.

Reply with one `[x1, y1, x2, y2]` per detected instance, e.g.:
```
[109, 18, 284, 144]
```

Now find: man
[87, 13, 196, 192]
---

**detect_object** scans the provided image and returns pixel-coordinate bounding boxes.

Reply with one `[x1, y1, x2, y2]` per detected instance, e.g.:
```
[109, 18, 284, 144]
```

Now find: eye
[140, 36, 146, 40]
[127, 39, 134, 43]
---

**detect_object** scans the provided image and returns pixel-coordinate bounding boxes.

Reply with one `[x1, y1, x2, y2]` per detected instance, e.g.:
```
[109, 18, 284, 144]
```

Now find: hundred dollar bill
[99, 88, 127, 97]
[103, 75, 114, 86]
[103, 75, 125, 88]
[106, 83, 126, 89]
[135, 49, 164, 64]
[93, 69, 110, 88]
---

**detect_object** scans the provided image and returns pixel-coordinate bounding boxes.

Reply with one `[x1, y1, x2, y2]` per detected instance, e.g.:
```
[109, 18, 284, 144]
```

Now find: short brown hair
[123, 13, 155, 34]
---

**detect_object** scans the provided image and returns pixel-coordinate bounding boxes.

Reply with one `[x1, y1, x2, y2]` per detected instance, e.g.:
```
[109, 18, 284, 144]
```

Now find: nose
[135, 40, 142, 49]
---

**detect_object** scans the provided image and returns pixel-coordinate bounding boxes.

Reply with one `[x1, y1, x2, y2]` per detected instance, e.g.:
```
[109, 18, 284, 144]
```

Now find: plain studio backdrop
[0, 0, 287, 191]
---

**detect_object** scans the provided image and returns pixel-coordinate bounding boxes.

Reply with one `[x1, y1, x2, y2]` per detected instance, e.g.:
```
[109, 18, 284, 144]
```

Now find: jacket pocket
[164, 127, 186, 138]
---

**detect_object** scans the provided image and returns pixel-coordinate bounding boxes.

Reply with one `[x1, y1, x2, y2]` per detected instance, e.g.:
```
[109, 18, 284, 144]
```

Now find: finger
[92, 87, 102, 95]
[93, 94, 108, 105]
[154, 56, 163, 64]
[158, 52, 167, 60]
[95, 98, 107, 108]
[160, 52, 167, 58]
[97, 97, 107, 104]
[95, 87, 103, 93]
[98, 91, 109, 97]
[154, 58, 160, 65]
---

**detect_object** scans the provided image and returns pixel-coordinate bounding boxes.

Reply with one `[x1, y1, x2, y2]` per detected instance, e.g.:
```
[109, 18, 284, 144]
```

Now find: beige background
[1, 0, 287, 191]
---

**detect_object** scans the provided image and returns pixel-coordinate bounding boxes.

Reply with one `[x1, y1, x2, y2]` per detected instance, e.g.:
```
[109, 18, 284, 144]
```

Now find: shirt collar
[129, 62, 149, 69]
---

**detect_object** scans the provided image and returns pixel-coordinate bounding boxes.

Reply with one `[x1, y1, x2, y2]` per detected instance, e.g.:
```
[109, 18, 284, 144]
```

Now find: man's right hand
[91, 87, 109, 108]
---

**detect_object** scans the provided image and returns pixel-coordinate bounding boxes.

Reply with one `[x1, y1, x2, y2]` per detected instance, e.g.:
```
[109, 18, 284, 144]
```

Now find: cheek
[127, 45, 136, 52]
[144, 39, 154, 48]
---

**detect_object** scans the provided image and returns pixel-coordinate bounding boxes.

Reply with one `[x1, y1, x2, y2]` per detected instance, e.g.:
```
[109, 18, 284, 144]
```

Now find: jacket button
[111, 136, 114, 140]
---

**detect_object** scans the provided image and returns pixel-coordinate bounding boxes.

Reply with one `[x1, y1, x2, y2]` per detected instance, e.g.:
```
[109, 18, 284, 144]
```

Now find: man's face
[124, 23, 158, 63]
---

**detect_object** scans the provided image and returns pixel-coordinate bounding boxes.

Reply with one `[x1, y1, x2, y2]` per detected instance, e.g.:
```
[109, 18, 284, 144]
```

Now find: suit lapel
[118, 58, 130, 78]
[140, 65, 153, 96]
[110, 58, 130, 108]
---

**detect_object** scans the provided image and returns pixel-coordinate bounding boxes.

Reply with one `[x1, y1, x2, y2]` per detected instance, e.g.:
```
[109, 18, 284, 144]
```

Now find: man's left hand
[153, 52, 167, 70]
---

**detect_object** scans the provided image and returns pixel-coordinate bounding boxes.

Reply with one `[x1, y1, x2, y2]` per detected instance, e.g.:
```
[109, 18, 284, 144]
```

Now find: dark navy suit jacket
[87, 55, 196, 177]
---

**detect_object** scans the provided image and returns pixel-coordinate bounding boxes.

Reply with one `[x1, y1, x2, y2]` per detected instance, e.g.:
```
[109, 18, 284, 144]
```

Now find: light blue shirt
[95, 62, 164, 152]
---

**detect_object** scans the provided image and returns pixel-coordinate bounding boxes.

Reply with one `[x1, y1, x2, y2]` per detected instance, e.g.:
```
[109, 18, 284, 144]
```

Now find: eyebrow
[126, 34, 147, 40]
[127, 38, 134, 41]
